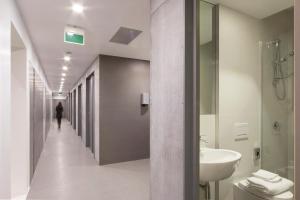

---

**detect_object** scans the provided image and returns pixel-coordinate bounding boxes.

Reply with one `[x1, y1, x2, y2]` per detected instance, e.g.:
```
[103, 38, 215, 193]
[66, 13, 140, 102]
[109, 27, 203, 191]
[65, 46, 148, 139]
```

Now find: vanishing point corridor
[27, 120, 149, 200]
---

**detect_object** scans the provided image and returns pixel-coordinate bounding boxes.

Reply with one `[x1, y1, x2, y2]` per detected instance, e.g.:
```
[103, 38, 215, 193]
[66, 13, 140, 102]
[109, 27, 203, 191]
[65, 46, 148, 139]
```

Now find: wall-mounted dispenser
[141, 93, 149, 107]
[253, 147, 261, 161]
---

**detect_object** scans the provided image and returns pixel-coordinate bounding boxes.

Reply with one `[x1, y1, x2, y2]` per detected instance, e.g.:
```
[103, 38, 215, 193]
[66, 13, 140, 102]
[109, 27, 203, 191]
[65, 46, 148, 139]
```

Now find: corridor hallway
[27, 120, 149, 200]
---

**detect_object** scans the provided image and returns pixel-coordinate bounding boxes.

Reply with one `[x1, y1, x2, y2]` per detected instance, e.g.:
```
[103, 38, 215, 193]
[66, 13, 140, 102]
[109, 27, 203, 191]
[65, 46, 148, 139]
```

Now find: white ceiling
[16, 0, 150, 92]
[200, 0, 293, 45]
[207, 0, 294, 19]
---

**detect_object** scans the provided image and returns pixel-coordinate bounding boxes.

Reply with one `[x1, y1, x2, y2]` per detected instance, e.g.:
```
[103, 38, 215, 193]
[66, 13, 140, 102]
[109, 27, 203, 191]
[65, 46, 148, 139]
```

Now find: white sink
[200, 148, 241, 182]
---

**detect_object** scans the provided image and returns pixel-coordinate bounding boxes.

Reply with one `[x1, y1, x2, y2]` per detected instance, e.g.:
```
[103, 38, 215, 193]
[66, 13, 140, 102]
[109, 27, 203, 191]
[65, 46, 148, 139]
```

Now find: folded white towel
[269, 176, 283, 183]
[247, 177, 294, 195]
[252, 169, 279, 181]
[238, 180, 294, 200]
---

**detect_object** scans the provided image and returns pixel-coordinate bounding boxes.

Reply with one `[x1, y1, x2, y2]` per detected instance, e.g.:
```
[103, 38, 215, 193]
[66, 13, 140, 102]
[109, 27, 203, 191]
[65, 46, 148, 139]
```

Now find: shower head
[266, 39, 280, 48]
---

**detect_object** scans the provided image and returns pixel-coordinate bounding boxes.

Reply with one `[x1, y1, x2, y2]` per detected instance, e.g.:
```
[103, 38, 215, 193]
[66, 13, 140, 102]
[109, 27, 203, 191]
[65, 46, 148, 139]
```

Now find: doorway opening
[86, 73, 95, 154]
[78, 84, 82, 137]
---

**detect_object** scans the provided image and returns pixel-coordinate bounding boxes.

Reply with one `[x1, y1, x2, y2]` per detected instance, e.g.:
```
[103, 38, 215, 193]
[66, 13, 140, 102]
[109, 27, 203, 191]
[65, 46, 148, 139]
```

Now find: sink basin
[200, 148, 241, 182]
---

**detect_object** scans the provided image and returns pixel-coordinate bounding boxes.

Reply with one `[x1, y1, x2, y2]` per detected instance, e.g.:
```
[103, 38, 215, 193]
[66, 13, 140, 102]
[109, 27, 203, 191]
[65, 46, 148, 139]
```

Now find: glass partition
[261, 8, 294, 184]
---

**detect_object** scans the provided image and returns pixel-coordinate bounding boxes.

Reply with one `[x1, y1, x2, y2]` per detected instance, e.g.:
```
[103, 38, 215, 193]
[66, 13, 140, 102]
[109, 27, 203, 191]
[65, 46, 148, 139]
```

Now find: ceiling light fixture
[64, 55, 71, 62]
[72, 3, 84, 14]
[61, 78, 65, 81]
[62, 66, 68, 71]
[62, 73, 66, 77]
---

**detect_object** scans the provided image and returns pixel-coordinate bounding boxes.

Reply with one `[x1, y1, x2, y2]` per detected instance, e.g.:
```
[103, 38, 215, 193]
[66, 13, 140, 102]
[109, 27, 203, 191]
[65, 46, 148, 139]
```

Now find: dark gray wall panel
[29, 66, 34, 181]
[73, 90, 76, 129]
[29, 68, 45, 180]
[33, 71, 44, 172]
[70, 93, 73, 125]
[86, 74, 95, 151]
[78, 85, 82, 136]
[45, 91, 51, 138]
[99, 55, 150, 165]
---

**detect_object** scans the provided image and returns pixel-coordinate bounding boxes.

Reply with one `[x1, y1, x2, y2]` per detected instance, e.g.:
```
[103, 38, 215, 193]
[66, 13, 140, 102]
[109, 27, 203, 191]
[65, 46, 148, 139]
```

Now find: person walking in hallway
[56, 102, 63, 129]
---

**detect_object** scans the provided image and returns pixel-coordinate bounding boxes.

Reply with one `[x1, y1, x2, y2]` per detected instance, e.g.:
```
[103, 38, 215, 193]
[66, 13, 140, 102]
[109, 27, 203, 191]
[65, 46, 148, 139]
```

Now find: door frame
[185, 0, 199, 199]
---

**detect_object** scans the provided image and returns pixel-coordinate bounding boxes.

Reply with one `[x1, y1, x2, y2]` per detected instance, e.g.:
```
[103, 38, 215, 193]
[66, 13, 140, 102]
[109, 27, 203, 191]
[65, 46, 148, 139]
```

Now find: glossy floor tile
[27, 120, 150, 200]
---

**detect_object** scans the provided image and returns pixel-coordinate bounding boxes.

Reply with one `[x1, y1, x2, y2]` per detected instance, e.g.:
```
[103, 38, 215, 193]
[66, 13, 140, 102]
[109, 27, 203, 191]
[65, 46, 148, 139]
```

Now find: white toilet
[233, 180, 293, 200]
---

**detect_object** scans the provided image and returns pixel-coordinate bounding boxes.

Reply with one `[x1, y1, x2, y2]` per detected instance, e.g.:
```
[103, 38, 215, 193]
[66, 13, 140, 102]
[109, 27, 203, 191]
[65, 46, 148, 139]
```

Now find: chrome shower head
[266, 39, 280, 48]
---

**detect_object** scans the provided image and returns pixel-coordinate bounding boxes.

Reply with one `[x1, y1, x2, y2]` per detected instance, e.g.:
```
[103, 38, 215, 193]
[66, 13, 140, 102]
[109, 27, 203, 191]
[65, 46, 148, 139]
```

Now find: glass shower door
[261, 8, 294, 182]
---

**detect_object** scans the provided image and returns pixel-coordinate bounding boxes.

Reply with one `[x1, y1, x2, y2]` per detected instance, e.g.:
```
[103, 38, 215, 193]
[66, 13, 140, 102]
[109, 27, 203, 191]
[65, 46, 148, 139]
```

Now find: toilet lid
[238, 180, 293, 200]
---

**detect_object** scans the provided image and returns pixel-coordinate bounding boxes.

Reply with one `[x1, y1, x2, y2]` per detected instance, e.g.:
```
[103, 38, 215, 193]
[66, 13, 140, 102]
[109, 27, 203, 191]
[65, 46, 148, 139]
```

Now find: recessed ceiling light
[62, 73, 66, 77]
[61, 78, 65, 81]
[62, 66, 68, 71]
[64, 55, 71, 62]
[72, 3, 84, 14]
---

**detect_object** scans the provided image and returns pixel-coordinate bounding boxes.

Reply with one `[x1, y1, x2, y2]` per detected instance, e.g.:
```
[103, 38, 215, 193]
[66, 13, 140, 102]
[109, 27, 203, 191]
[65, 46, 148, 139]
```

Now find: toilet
[233, 180, 293, 200]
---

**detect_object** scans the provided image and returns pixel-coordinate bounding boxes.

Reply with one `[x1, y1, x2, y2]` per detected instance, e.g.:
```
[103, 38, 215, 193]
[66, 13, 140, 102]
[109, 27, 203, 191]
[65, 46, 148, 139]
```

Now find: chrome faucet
[200, 135, 208, 144]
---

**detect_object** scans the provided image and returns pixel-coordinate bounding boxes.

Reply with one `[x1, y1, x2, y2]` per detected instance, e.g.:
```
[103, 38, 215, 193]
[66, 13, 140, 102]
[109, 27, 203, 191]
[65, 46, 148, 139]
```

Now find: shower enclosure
[261, 8, 294, 183]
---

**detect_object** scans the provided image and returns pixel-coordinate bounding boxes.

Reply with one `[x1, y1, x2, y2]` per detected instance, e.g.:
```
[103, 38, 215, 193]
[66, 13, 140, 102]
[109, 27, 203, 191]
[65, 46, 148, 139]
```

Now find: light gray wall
[150, 0, 197, 199]
[99, 55, 150, 165]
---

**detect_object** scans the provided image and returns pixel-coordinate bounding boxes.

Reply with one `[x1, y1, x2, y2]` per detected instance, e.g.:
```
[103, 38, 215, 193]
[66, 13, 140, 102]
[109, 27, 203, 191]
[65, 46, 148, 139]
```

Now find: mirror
[199, 1, 216, 115]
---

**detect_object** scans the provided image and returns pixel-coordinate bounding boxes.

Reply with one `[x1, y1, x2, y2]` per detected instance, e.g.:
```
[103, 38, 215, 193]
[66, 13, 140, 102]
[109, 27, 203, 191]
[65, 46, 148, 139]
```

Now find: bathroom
[199, 0, 294, 199]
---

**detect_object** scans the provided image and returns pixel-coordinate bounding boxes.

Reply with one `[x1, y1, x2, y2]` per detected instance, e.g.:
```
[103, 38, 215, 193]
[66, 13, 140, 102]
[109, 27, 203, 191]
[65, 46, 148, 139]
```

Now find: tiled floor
[27, 120, 150, 200]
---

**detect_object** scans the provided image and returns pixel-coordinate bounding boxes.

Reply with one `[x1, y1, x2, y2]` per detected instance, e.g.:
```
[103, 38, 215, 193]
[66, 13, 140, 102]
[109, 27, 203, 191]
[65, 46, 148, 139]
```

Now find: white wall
[0, 0, 50, 198]
[200, 115, 215, 148]
[218, 5, 262, 200]
[11, 49, 29, 198]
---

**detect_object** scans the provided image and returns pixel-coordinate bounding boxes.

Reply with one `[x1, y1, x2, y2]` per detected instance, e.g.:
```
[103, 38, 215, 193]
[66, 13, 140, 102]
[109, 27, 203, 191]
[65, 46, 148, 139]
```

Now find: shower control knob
[273, 121, 280, 131]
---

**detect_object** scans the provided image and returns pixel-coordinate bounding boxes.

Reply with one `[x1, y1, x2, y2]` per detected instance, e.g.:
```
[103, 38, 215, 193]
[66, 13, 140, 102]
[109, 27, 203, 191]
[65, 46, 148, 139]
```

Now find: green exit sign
[64, 26, 85, 45]
[64, 32, 84, 45]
